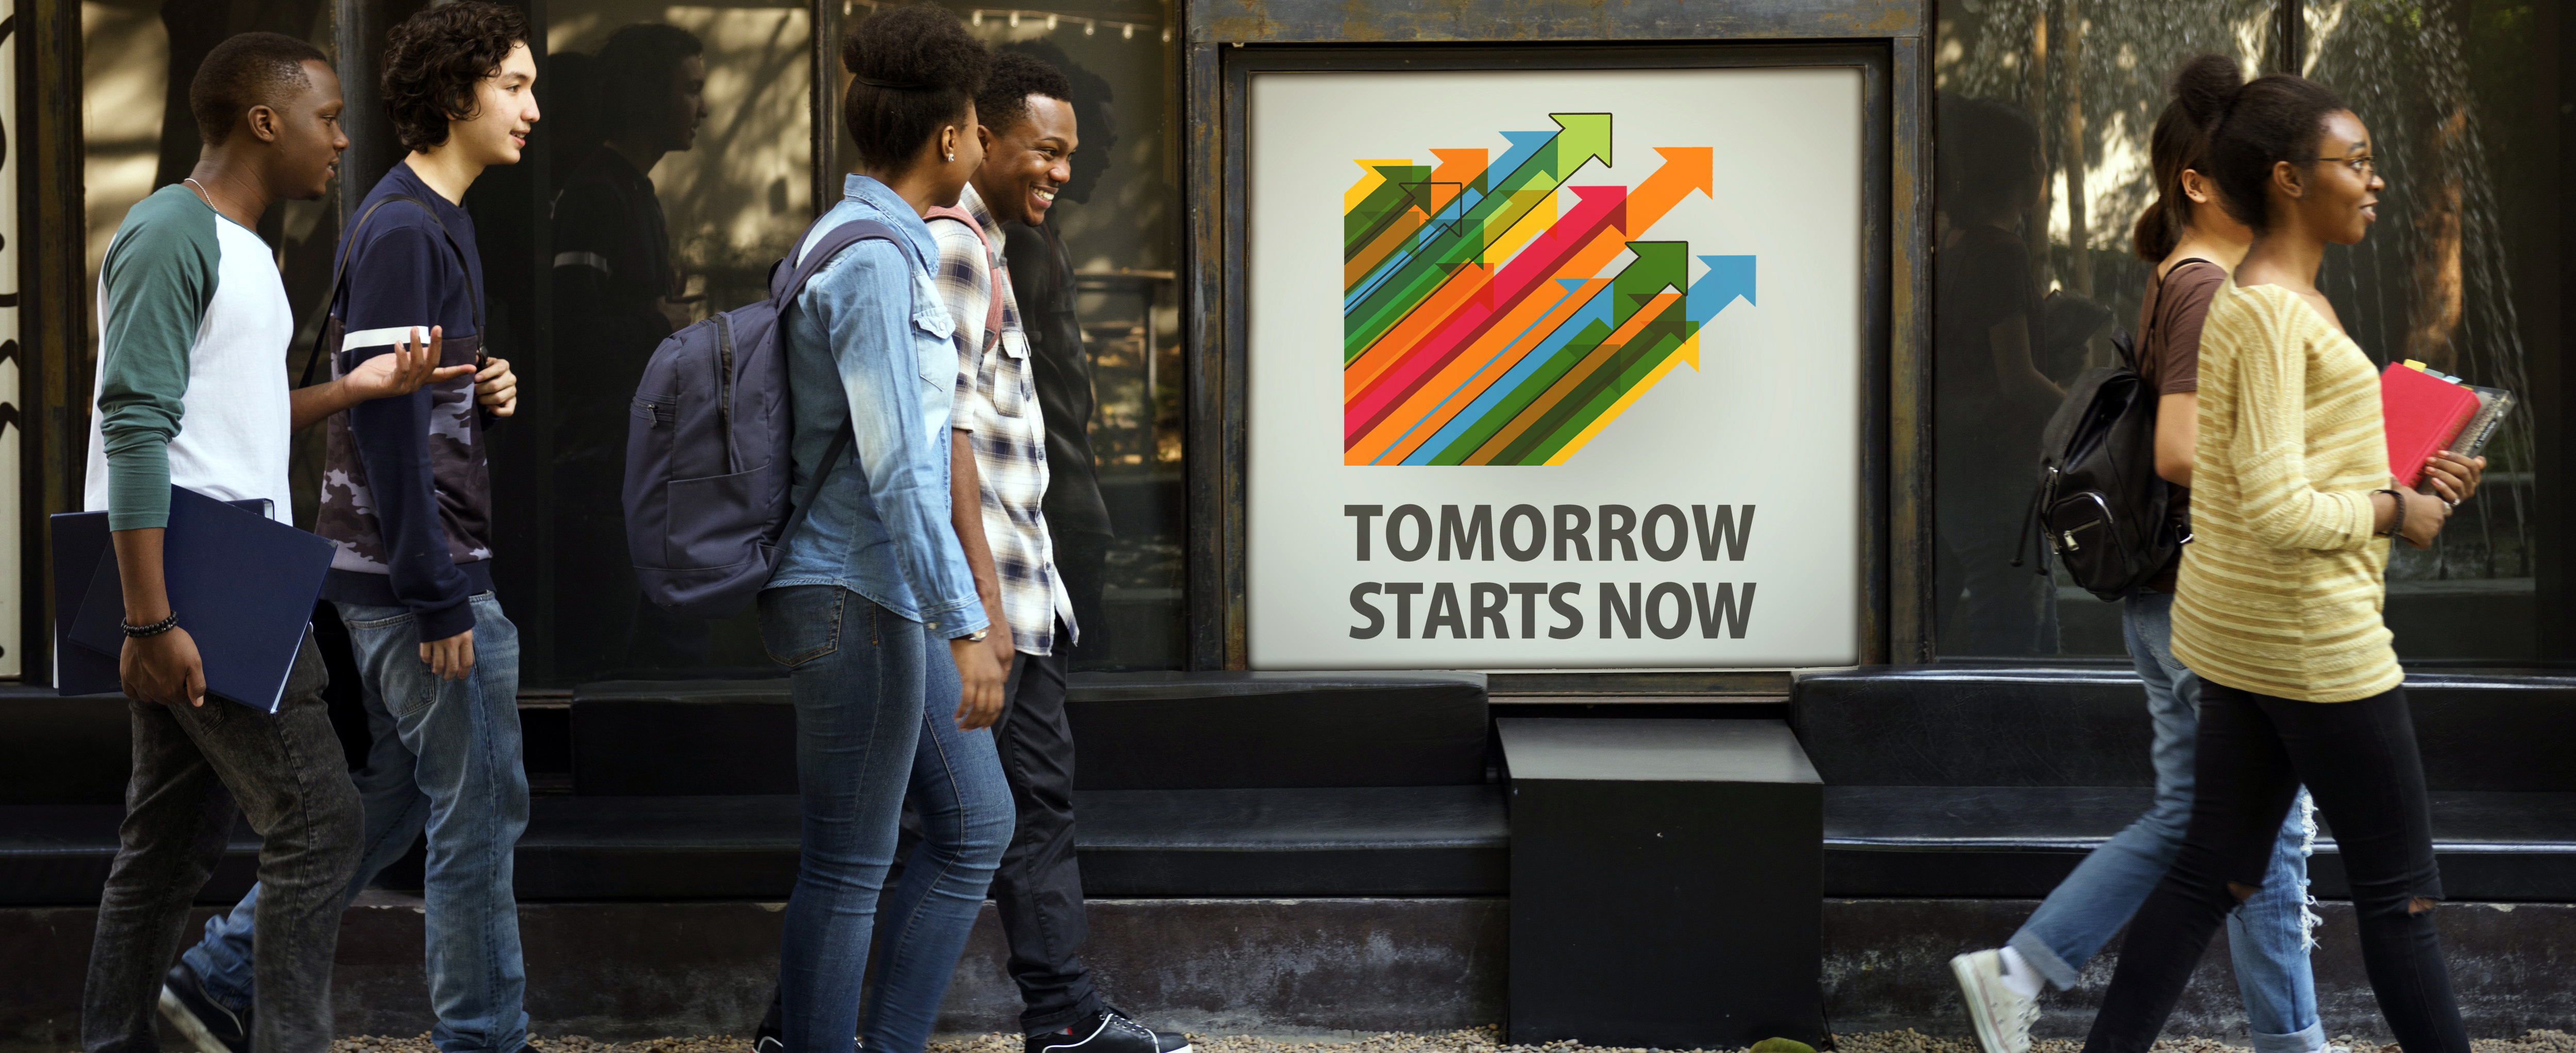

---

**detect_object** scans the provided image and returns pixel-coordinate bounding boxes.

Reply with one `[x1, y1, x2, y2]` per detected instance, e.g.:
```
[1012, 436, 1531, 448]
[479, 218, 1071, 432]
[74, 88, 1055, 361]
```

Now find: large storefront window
[1931, 0, 2566, 662]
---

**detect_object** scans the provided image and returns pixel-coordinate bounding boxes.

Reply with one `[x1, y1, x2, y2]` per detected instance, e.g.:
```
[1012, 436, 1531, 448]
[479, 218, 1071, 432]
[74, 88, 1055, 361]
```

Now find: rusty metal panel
[1184, 41, 1237, 670]
[1888, 33, 1933, 663]
[1187, 0, 1923, 45]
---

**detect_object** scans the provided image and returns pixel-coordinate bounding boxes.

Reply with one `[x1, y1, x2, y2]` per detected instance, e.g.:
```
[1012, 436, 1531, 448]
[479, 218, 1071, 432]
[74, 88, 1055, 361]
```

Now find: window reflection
[1933, 0, 2275, 658]
[543, 1, 810, 681]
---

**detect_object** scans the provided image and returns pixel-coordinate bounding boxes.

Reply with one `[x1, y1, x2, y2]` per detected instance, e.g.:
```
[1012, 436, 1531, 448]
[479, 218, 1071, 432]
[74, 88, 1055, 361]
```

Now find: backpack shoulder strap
[2127, 257, 2221, 378]
[772, 218, 910, 304]
[924, 206, 1007, 354]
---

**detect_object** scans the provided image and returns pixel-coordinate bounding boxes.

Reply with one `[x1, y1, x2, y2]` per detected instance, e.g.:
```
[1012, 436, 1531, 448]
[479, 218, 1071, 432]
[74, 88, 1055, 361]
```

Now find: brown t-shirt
[2136, 259, 2224, 590]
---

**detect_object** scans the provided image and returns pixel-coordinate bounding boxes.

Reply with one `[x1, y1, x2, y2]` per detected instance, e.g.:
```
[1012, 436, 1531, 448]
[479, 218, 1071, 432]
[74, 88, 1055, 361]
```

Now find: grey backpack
[623, 218, 911, 619]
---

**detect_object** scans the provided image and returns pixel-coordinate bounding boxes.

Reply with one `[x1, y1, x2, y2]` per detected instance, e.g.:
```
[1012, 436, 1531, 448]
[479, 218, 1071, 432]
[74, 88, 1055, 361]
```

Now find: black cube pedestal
[1499, 718, 1823, 1048]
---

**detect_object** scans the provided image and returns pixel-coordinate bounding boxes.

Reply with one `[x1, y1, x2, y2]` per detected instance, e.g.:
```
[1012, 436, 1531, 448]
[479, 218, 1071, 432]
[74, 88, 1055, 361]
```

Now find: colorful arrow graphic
[1342, 118, 1755, 466]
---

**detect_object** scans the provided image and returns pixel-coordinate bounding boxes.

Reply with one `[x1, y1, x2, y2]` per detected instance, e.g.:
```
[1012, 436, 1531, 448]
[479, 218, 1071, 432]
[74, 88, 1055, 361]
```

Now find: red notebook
[2380, 362, 2482, 487]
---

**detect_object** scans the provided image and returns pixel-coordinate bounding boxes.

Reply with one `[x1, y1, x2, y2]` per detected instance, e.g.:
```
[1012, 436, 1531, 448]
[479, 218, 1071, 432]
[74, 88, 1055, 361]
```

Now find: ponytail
[2132, 54, 2243, 261]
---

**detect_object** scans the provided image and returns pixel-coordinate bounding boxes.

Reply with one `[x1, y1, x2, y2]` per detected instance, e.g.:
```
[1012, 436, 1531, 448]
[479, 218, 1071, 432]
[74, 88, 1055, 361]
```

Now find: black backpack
[2014, 261, 2208, 600]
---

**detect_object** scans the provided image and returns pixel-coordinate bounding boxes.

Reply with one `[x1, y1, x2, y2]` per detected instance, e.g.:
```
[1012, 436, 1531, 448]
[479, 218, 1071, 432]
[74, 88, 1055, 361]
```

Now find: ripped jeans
[2009, 591, 2320, 1053]
[2083, 682, 2468, 1053]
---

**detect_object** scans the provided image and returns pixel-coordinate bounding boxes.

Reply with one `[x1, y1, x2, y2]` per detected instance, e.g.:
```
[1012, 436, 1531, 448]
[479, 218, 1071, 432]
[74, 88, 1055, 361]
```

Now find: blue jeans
[761, 586, 1012, 1053]
[2007, 590, 2320, 1053]
[184, 594, 529, 1053]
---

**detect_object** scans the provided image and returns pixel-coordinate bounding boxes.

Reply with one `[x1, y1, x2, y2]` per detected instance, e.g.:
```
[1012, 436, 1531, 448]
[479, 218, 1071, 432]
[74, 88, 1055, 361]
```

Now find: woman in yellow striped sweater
[2081, 75, 2485, 1053]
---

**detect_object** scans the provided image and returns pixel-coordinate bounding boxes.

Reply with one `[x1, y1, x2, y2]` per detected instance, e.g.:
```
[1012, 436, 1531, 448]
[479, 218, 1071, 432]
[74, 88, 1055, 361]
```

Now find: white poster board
[1245, 66, 1865, 670]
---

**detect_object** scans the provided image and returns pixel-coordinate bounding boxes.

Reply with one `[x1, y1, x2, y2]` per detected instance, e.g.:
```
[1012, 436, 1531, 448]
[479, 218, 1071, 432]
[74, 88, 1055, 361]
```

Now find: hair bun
[842, 4, 984, 91]
[2170, 53, 2244, 129]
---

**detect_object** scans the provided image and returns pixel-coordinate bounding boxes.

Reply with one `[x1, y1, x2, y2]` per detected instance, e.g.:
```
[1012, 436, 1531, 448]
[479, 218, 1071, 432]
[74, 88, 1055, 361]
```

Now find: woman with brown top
[1951, 57, 2329, 1053]
[2082, 73, 2484, 1053]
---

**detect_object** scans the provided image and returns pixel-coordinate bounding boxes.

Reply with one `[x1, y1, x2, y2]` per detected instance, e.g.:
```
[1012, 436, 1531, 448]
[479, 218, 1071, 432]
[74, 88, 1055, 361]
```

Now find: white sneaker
[1951, 949, 2040, 1053]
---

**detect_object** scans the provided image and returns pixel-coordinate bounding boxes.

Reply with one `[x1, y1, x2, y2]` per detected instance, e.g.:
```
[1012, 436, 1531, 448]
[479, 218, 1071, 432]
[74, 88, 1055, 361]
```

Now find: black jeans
[990, 635, 1100, 1032]
[2084, 682, 2467, 1053]
[764, 625, 1101, 1037]
[83, 633, 363, 1053]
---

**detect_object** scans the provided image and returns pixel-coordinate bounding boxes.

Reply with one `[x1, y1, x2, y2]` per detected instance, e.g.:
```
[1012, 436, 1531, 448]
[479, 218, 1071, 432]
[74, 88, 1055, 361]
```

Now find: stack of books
[2381, 360, 2513, 488]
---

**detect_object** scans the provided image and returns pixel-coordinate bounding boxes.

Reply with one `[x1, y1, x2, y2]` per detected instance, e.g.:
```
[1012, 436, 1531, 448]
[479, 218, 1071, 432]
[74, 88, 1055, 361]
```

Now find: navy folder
[52, 487, 337, 711]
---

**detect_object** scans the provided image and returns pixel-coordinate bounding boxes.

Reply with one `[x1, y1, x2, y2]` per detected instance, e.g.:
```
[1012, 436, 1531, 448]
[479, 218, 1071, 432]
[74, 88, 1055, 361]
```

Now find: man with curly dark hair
[164, 8, 540, 1053]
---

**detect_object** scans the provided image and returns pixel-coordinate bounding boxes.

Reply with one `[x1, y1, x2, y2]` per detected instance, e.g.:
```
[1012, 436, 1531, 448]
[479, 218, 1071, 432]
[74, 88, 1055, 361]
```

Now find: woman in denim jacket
[761, 8, 1011, 1051]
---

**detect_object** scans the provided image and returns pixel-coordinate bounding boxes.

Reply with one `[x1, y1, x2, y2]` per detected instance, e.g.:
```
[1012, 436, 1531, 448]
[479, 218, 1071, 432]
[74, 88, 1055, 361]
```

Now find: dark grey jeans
[991, 636, 1100, 1033]
[82, 632, 363, 1053]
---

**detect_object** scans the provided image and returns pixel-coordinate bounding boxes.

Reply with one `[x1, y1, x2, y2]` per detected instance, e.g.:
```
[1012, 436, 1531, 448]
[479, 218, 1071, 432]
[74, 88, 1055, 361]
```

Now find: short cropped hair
[381, 1, 532, 152]
[840, 5, 989, 169]
[190, 32, 328, 146]
[597, 23, 704, 140]
[975, 50, 1071, 137]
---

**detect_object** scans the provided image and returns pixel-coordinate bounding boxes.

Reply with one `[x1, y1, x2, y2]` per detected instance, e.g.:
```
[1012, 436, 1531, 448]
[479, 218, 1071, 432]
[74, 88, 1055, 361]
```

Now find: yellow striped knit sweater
[2172, 282, 2402, 703]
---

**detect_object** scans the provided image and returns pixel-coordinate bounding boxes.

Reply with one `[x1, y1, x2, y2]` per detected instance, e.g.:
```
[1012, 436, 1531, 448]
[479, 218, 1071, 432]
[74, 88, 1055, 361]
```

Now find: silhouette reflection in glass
[1934, 93, 2062, 656]
[551, 23, 712, 674]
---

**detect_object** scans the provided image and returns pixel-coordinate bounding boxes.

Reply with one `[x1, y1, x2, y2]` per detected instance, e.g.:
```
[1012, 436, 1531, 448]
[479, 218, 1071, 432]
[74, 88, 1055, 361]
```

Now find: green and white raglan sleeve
[95, 192, 220, 530]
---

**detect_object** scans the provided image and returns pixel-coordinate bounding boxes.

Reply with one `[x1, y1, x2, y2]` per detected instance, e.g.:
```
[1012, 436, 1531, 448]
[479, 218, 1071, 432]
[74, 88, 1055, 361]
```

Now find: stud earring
[946, 152, 955, 162]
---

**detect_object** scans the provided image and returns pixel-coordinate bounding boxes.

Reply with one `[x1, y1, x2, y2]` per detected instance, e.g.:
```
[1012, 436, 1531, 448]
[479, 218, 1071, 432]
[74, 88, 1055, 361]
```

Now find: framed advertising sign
[1229, 47, 1892, 672]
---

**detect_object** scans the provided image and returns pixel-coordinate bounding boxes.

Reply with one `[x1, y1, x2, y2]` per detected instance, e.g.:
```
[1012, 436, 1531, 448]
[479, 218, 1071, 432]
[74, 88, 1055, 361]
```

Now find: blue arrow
[1687, 254, 1756, 324]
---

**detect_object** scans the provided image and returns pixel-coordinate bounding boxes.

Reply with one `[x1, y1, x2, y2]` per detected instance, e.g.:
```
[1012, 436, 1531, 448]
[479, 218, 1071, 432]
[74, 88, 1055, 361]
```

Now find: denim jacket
[767, 175, 988, 639]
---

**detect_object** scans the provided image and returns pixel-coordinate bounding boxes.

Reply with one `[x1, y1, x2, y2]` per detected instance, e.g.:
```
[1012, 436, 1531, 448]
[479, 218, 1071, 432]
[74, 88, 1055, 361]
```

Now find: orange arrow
[1426, 148, 1489, 213]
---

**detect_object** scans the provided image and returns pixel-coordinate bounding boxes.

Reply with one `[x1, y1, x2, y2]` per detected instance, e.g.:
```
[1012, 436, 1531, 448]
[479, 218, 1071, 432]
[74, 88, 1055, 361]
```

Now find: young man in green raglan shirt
[79, 32, 485, 1053]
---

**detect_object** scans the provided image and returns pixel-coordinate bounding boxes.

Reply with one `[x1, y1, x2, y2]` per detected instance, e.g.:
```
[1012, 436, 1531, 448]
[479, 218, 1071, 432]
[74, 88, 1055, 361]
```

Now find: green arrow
[1521, 325, 1693, 464]
[1549, 113, 1613, 173]
[1345, 164, 1432, 260]
[1610, 242, 1689, 325]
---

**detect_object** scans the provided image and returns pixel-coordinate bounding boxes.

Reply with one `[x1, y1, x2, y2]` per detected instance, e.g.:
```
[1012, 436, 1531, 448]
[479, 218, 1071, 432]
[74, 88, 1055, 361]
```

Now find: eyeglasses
[2315, 153, 2378, 177]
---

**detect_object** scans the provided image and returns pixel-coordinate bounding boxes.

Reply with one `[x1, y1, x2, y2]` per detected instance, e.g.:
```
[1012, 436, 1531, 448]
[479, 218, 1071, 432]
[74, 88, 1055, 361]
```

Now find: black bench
[527, 671, 1503, 901]
[1792, 666, 2576, 901]
[0, 673, 1502, 906]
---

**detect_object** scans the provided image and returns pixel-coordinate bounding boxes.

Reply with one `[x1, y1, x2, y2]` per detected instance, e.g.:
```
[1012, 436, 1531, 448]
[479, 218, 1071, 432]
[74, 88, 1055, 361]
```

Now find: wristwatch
[967, 628, 990, 643]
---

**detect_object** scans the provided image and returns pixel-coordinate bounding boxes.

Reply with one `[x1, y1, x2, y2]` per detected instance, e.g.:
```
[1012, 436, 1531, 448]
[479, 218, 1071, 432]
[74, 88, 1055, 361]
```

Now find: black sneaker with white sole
[158, 962, 250, 1053]
[1027, 1008, 1191, 1053]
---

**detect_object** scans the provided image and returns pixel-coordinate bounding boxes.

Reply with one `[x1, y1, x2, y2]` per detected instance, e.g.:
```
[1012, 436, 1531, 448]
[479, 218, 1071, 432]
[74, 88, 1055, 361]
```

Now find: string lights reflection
[844, 0, 1170, 43]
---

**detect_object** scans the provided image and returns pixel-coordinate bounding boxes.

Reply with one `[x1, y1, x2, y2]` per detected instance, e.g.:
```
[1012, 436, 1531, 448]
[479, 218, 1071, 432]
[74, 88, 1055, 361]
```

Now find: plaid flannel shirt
[930, 185, 1075, 654]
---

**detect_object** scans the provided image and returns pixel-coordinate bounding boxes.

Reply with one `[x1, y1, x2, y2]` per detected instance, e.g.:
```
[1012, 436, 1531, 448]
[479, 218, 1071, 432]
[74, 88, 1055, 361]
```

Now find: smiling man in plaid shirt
[928, 49, 1192, 1053]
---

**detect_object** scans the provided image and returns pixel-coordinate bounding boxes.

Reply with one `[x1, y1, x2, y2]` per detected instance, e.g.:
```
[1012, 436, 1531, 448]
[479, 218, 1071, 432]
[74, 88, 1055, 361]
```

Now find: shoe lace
[2006, 989, 2041, 1045]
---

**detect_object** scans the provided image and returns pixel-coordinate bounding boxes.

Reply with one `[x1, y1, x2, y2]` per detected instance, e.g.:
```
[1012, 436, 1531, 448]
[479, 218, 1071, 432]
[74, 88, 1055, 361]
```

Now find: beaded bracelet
[2376, 488, 2406, 539]
[120, 611, 180, 638]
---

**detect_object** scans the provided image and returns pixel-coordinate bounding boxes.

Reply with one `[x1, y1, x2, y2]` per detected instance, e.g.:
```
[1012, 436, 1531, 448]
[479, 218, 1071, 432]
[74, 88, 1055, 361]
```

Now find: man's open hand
[341, 327, 471, 402]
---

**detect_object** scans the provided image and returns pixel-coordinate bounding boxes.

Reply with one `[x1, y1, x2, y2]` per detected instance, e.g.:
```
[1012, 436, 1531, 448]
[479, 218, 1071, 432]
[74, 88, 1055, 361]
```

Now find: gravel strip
[309, 1028, 2576, 1053]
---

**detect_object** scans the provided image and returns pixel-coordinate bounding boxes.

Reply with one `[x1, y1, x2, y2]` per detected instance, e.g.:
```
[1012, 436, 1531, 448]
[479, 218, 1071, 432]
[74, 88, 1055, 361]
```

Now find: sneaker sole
[158, 987, 236, 1053]
[1949, 956, 2013, 1053]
